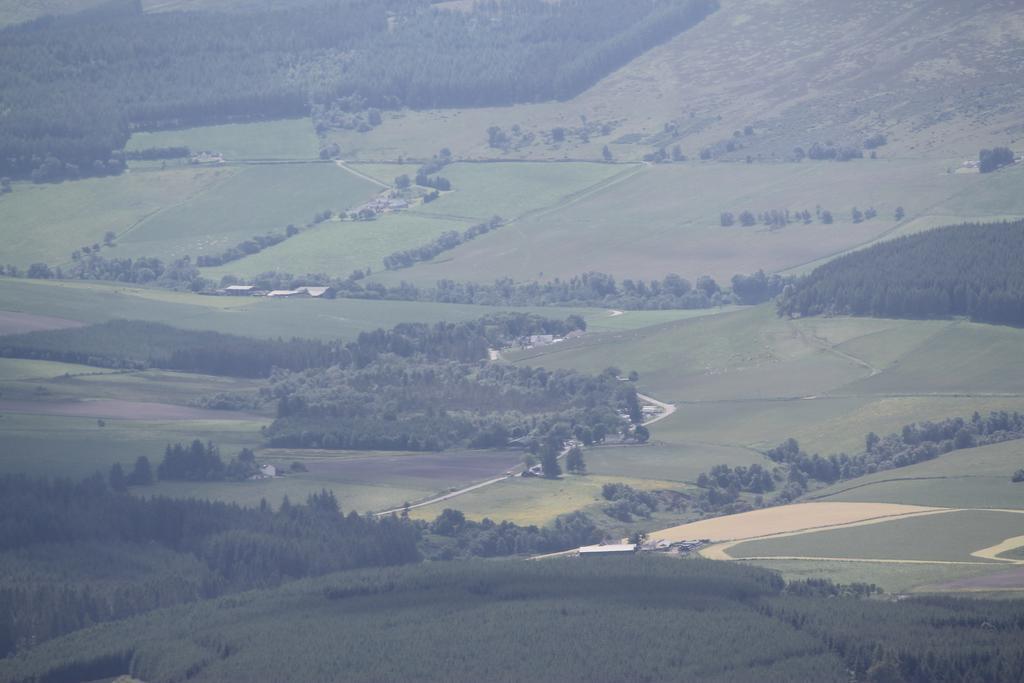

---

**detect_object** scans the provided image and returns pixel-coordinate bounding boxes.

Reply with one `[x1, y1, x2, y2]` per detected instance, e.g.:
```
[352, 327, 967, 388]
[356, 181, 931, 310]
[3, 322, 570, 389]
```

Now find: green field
[0, 358, 100, 381]
[0, 161, 379, 268]
[201, 212, 467, 279]
[0, 360, 265, 407]
[660, 394, 1024, 456]
[207, 161, 631, 279]
[808, 439, 1024, 510]
[745, 559, 1007, 595]
[409, 161, 631, 222]
[728, 510, 1024, 563]
[126, 119, 321, 161]
[0, 413, 263, 480]
[0, 166, 232, 266]
[116, 163, 379, 261]
[370, 158, 1009, 286]
[0, 278, 659, 341]
[487, 306, 1024, 522]
[409, 473, 692, 527]
[507, 305, 870, 402]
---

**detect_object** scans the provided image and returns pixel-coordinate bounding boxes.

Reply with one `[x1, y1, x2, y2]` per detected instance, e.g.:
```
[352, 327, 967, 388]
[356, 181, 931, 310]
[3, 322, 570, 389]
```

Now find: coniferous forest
[778, 220, 1024, 326]
[2, 555, 1023, 683]
[0, 0, 716, 181]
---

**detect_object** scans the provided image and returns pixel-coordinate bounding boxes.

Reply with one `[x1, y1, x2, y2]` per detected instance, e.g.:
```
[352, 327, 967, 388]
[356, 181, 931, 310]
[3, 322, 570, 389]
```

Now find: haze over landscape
[0, 1, 1023, 681]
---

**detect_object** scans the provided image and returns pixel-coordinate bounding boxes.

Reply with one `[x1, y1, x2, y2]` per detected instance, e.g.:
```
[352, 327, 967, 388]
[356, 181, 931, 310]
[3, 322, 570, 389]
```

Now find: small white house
[259, 464, 277, 478]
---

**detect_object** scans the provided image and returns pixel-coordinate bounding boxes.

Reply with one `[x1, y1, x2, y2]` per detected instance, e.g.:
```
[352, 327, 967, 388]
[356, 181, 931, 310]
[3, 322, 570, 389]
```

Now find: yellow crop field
[649, 502, 942, 545]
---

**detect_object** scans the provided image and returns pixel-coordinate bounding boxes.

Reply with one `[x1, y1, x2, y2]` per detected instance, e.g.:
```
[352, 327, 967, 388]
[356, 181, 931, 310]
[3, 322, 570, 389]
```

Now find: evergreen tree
[565, 446, 586, 474]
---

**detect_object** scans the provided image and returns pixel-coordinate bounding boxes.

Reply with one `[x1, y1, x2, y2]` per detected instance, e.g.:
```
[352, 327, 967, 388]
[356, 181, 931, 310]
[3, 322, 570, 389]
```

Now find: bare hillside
[568, 0, 1024, 159]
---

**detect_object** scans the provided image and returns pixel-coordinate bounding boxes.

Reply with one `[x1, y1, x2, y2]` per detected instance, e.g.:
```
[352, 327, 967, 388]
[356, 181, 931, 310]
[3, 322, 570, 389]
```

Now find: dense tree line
[691, 411, 1024, 515]
[721, 207, 859, 228]
[241, 269, 791, 310]
[382, 216, 503, 270]
[0, 320, 345, 377]
[0, 312, 582, 378]
[262, 357, 630, 452]
[778, 220, 1024, 326]
[0, 0, 716, 181]
[0, 475, 420, 656]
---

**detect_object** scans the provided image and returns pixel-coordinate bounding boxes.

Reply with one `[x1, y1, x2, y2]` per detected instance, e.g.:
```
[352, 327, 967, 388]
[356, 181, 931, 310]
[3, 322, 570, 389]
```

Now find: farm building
[578, 544, 637, 557]
[224, 285, 256, 295]
[259, 464, 277, 478]
[267, 289, 303, 298]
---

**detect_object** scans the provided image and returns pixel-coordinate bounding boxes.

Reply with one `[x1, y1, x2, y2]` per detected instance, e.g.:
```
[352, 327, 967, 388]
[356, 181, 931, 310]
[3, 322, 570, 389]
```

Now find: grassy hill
[326, 0, 1024, 163]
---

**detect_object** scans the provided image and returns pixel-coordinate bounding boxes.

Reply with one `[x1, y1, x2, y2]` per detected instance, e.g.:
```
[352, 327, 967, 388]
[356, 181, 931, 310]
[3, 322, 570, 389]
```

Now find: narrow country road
[376, 392, 677, 516]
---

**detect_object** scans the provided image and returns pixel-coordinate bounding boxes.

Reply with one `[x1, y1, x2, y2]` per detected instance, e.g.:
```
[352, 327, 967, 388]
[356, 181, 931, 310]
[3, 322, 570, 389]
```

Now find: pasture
[126, 119, 320, 161]
[747, 559, 1006, 595]
[727, 509, 1024, 564]
[201, 212, 470, 279]
[370, 157, 1015, 286]
[116, 163, 379, 261]
[0, 361, 265, 408]
[809, 439, 1024, 510]
[0, 166, 233, 267]
[409, 474, 689, 527]
[409, 161, 631, 223]
[0, 413, 263, 480]
[659, 394, 1024, 456]
[507, 305, 872, 402]
[207, 161, 630, 279]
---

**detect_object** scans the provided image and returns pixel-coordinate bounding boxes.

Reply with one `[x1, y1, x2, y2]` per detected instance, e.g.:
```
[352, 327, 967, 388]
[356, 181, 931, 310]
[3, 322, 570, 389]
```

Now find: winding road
[376, 391, 676, 516]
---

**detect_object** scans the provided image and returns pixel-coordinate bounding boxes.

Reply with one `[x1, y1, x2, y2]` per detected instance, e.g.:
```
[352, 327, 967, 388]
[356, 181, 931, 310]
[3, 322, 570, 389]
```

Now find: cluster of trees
[979, 146, 1015, 173]
[45, 252, 206, 289]
[419, 509, 602, 560]
[382, 216, 503, 270]
[123, 146, 190, 161]
[721, 208, 837, 228]
[155, 441, 261, 482]
[0, 474, 420, 655]
[262, 356, 630, 452]
[0, 0, 715, 181]
[777, 220, 1024, 326]
[796, 142, 864, 162]
[600, 482, 665, 522]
